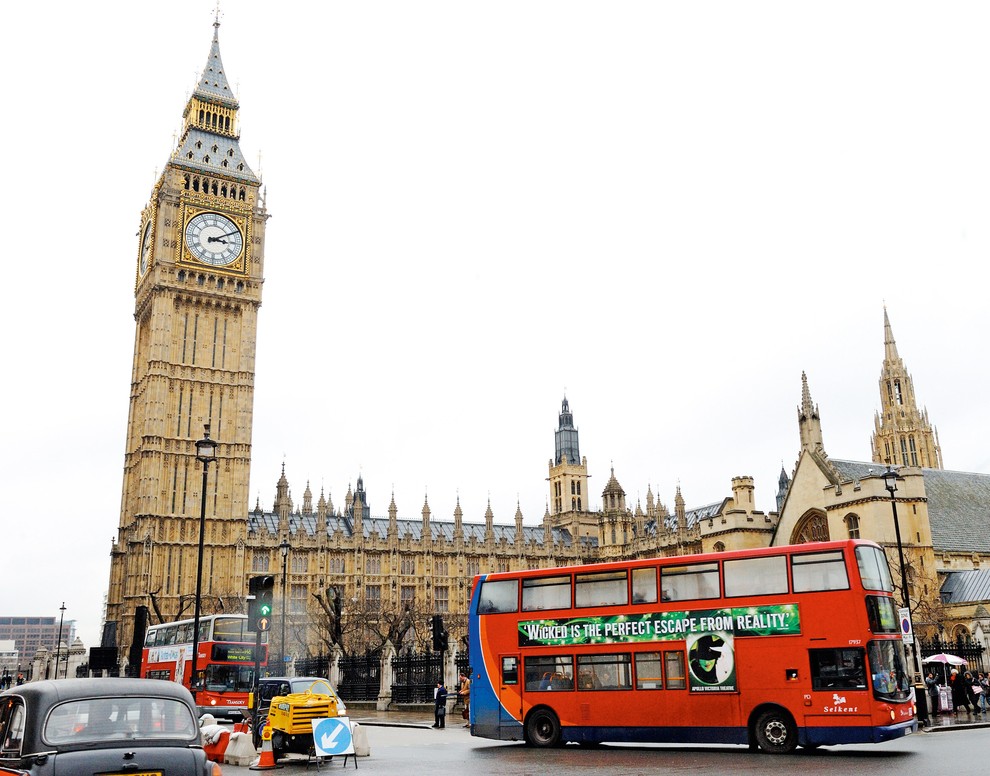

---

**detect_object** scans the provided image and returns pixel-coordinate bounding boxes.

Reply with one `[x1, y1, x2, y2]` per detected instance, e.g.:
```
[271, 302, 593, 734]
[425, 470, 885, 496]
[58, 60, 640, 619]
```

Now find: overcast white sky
[2, 1, 989, 650]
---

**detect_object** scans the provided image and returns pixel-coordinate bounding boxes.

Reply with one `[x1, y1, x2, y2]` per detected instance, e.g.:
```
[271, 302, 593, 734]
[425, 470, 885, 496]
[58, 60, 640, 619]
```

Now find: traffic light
[431, 614, 448, 653]
[248, 575, 275, 627]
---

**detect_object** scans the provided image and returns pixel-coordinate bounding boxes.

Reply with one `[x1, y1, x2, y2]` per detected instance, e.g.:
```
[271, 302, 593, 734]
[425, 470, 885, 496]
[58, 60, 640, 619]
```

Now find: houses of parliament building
[105, 21, 990, 667]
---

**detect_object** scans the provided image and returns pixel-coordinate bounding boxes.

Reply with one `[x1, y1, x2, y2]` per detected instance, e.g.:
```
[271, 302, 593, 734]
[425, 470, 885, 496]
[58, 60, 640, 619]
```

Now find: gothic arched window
[845, 514, 860, 539]
[791, 510, 829, 544]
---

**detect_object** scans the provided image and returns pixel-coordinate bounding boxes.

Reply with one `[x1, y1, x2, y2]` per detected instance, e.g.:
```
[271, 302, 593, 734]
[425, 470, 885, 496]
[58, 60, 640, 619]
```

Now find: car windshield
[44, 696, 198, 745]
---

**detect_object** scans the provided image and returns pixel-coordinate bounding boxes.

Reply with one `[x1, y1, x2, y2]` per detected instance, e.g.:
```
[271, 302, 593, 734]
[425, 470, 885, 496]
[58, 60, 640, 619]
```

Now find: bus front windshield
[200, 664, 255, 693]
[868, 640, 911, 701]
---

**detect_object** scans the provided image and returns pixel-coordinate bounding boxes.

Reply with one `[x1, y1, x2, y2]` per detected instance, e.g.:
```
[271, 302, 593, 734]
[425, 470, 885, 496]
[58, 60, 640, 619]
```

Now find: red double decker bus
[141, 614, 267, 719]
[468, 539, 916, 753]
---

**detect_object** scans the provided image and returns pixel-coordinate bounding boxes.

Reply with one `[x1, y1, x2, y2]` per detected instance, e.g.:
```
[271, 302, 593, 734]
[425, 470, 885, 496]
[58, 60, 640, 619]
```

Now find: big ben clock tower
[106, 19, 267, 665]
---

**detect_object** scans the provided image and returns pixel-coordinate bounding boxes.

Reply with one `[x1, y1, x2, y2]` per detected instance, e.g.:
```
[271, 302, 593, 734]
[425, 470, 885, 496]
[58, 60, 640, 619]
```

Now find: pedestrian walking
[433, 680, 448, 729]
[950, 669, 972, 713]
[457, 671, 471, 727]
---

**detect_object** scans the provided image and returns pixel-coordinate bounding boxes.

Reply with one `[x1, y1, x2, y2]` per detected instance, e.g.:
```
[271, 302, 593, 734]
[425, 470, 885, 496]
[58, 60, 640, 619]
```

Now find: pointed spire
[883, 305, 900, 364]
[798, 372, 825, 455]
[194, 18, 237, 106]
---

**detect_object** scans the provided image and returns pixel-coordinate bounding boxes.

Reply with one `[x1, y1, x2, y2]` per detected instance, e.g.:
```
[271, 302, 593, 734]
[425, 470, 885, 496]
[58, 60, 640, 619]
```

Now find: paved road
[219, 722, 990, 776]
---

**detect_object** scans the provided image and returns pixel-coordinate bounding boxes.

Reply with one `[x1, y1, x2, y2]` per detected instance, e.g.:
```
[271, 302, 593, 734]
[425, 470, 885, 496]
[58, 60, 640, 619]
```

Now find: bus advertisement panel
[468, 539, 916, 753]
[141, 614, 267, 719]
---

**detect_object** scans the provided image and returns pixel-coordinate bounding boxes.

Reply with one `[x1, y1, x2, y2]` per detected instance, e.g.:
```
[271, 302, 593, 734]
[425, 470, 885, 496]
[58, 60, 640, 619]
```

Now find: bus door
[499, 654, 523, 727]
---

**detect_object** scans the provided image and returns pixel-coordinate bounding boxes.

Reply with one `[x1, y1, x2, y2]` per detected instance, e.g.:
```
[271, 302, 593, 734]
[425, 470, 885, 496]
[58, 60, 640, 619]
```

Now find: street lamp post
[190, 424, 217, 699]
[54, 602, 66, 680]
[280, 538, 290, 667]
[880, 466, 923, 683]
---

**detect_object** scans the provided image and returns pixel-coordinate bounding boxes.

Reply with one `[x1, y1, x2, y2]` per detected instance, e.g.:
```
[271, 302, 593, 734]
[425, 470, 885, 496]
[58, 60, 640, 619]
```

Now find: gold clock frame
[178, 203, 251, 275]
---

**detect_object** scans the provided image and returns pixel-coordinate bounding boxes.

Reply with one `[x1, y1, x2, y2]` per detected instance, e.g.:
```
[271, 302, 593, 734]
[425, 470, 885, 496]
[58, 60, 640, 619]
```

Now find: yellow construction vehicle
[262, 679, 341, 761]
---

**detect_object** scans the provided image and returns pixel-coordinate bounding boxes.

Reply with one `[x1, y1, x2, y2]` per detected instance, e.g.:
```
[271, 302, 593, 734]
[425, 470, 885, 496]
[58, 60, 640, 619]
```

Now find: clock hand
[207, 236, 229, 244]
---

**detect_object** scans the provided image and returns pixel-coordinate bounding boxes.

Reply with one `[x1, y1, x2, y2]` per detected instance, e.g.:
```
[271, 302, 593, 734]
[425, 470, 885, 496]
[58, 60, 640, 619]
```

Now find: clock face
[139, 221, 153, 274]
[184, 212, 244, 266]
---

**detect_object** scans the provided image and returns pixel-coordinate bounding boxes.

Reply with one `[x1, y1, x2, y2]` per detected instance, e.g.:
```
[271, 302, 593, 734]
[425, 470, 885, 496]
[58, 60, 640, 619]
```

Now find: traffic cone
[249, 726, 281, 771]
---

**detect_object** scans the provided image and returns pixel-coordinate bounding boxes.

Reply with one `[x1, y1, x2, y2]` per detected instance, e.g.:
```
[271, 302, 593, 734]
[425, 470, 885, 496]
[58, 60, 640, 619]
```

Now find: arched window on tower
[844, 514, 860, 539]
[577, 498, 582, 511]
[713, 541, 725, 553]
[909, 436, 918, 466]
[900, 437, 909, 465]
[894, 379, 903, 404]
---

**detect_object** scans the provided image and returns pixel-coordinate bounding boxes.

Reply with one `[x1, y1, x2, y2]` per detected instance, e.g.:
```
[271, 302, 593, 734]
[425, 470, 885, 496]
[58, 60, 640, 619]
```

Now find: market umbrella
[923, 653, 967, 665]
[922, 653, 967, 685]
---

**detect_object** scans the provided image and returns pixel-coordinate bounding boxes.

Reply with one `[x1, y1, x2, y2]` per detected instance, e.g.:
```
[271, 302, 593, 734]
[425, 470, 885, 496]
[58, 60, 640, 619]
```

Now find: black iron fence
[391, 650, 443, 703]
[288, 647, 470, 704]
[919, 637, 986, 673]
[337, 650, 381, 702]
[294, 654, 331, 679]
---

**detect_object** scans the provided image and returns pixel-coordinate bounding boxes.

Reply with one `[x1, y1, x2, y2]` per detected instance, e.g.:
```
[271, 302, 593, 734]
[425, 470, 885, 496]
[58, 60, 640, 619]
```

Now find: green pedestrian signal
[248, 575, 275, 628]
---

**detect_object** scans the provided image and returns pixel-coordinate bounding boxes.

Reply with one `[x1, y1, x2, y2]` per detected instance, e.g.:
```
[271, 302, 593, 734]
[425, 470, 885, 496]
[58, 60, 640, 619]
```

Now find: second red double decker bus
[141, 613, 267, 719]
[468, 539, 916, 753]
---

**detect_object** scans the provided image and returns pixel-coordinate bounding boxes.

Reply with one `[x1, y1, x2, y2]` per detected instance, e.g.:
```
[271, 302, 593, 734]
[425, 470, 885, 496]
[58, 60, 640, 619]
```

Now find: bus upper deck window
[661, 563, 719, 601]
[792, 551, 849, 592]
[575, 571, 628, 608]
[723, 556, 787, 598]
[856, 545, 894, 592]
[632, 568, 658, 604]
[522, 576, 572, 611]
[478, 579, 519, 614]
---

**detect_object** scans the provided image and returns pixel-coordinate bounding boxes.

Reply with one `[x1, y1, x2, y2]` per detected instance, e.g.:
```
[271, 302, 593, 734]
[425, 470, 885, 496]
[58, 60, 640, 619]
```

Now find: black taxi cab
[0, 678, 220, 776]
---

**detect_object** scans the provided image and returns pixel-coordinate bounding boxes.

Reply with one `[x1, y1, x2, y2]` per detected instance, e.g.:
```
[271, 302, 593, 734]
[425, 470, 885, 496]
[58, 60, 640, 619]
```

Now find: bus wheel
[753, 709, 797, 754]
[525, 708, 562, 748]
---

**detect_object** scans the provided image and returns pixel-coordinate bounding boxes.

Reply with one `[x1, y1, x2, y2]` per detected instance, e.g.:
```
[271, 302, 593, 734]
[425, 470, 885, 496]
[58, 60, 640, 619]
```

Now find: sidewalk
[922, 707, 990, 733]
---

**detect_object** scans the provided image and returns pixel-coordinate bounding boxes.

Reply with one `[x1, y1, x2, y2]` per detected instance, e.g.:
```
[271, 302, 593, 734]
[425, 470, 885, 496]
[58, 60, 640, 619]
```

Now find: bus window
[525, 656, 574, 691]
[177, 622, 193, 644]
[809, 648, 866, 690]
[661, 563, 719, 601]
[792, 551, 850, 592]
[577, 654, 632, 691]
[144, 629, 158, 647]
[575, 570, 627, 608]
[213, 617, 246, 642]
[634, 652, 664, 689]
[478, 579, 519, 614]
[522, 576, 572, 611]
[724, 555, 787, 597]
[865, 595, 899, 634]
[631, 568, 657, 604]
[664, 651, 686, 689]
[856, 545, 895, 592]
[162, 626, 177, 645]
[501, 656, 518, 685]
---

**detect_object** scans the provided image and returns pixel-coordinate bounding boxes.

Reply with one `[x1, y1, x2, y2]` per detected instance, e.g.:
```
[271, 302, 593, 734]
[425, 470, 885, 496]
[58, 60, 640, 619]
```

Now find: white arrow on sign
[321, 724, 343, 749]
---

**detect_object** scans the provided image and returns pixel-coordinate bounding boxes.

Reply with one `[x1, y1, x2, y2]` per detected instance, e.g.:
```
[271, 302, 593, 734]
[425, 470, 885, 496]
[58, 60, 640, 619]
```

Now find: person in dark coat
[950, 669, 972, 713]
[925, 671, 940, 717]
[432, 681, 449, 729]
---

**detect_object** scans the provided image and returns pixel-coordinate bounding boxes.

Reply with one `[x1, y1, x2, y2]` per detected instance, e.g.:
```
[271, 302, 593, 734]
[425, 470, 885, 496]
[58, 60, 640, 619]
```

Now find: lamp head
[880, 465, 900, 495]
[196, 423, 217, 464]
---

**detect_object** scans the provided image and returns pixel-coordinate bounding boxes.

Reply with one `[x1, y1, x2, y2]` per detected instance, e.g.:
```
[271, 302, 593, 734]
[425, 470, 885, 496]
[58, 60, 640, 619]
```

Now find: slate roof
[940, 569, 990, 605]
[827, 459, 990, 555]
[922, 468, 990, 554]
[247, 511, 576, 549]
[653, 501, 723, 534]
[175, 129, 259, 184]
